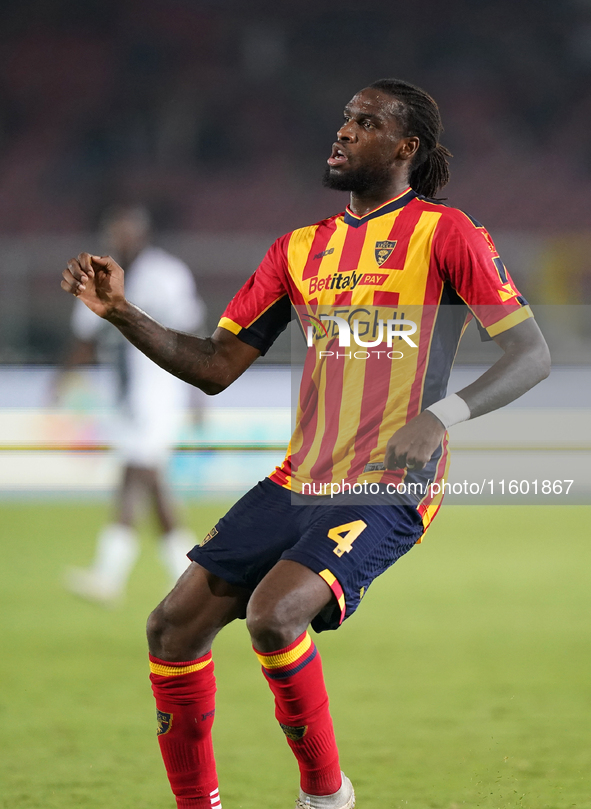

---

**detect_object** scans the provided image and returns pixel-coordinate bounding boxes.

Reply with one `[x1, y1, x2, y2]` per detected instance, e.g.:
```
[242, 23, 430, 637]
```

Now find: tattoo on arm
[107, 302, 251, 394]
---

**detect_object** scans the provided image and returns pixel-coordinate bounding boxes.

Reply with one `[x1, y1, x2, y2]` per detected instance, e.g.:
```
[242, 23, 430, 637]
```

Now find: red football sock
[254, 632, 342, 796]
[149, 652, 221, 809]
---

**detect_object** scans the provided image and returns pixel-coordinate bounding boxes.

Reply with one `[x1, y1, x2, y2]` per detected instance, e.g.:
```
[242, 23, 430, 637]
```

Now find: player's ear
[398, 136, 420, 161]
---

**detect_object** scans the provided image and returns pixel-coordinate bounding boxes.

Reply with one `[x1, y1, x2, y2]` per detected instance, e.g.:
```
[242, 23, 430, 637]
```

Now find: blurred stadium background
[1, 1, 590, 807]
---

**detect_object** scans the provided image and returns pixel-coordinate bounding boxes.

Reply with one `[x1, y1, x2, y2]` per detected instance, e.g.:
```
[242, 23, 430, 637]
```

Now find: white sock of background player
[68, 523, 140, 599]
[160, 528, 196, 583]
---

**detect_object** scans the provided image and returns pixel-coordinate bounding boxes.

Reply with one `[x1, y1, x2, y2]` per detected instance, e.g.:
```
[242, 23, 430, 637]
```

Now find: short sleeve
[218, 234, 292, 355]
[434, 212, 533, 337]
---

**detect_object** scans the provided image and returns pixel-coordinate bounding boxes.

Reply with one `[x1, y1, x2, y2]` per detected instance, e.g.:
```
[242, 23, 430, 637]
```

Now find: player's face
[323, 88, 415, 194]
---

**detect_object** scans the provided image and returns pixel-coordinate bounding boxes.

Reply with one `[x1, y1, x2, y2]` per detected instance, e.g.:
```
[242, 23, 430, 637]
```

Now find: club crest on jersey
[157, 710, 173, 736]
[375, 240, 397, 266]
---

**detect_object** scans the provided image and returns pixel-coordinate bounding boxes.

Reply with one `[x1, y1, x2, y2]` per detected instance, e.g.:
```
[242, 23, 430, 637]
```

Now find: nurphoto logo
[302, 313, 418, 360]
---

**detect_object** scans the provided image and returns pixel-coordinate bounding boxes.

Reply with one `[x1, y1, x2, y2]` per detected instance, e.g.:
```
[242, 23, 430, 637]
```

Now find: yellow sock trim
[255, 632, 313, 669]
[149, 657, 212, 677]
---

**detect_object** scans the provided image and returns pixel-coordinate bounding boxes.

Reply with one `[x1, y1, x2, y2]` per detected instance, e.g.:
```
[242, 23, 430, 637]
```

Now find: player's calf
[147, 563, 249, 808]
[253, 629, 343, 798]
[247, 562, 343, 797]
[149, 651, 220, 809]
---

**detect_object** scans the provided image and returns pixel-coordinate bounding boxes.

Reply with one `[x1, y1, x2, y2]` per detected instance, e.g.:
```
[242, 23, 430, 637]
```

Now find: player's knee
[147, 594, 214, 661]
[146, 600, 191, 659]
[245, 598, 302, 652]
[146, 603, 170, 656]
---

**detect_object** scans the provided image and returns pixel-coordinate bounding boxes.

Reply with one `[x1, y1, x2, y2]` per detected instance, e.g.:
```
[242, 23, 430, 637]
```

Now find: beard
[322, 162, 394, 195]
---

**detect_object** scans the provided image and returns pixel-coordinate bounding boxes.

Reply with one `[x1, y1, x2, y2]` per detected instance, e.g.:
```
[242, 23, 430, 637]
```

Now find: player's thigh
[148, 562, 250, 660]
[187, 478, 304, 592]
[246, 559, 334, 649]
[282, 503, 424, 632]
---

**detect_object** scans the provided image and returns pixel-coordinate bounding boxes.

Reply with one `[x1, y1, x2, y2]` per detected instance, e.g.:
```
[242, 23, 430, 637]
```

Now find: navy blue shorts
[188, 477, 424, 632]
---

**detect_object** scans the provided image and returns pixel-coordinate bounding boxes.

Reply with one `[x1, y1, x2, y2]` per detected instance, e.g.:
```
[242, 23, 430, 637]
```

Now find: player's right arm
[61, 252, 260, 394]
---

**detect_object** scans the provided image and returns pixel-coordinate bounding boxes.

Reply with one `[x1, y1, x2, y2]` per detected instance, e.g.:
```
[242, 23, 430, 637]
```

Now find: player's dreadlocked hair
[370, 78, 452, 198]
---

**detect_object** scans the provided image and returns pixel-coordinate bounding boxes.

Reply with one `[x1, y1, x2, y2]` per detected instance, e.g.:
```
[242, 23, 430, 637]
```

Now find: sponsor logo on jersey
[301, 314, 329, 340]
[359, 273, 389, 286]
[375, 240, 397, 266]
[279, 723, 308, 740]
[308, 270, 388, 295]
[305, 313, 418, 348]
[157, 710, 173, 736]
[313, 247, 335, 260]
[363, 462, 386, 472]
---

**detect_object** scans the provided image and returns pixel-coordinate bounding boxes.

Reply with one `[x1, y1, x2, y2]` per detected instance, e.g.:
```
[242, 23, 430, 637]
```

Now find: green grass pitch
[1, 499, 590, 809]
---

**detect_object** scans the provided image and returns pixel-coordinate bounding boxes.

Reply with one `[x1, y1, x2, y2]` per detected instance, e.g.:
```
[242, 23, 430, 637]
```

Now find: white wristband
[426, 393, 471, 429]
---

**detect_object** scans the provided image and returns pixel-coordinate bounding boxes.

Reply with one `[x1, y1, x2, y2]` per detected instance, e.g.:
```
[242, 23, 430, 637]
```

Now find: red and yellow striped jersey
[219, 189, 532, 528]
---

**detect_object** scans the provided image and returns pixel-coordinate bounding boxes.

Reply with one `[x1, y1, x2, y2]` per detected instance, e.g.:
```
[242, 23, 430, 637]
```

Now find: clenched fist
[384, 409, 446, 471]
[61, 252, 126, 320]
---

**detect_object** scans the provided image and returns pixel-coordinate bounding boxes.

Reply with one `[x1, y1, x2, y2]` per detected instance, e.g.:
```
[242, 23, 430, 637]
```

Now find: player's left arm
[384, 318, 550, 470]
[385, 214, 551, 471]
[454, 317, 550, 417]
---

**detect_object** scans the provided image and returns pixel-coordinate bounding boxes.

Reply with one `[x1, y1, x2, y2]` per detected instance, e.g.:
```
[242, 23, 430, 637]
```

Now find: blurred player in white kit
[61, 205, 206, 603]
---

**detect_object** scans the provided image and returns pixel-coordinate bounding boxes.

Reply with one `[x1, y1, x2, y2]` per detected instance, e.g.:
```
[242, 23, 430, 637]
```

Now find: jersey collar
[343, 188, 416, 228]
